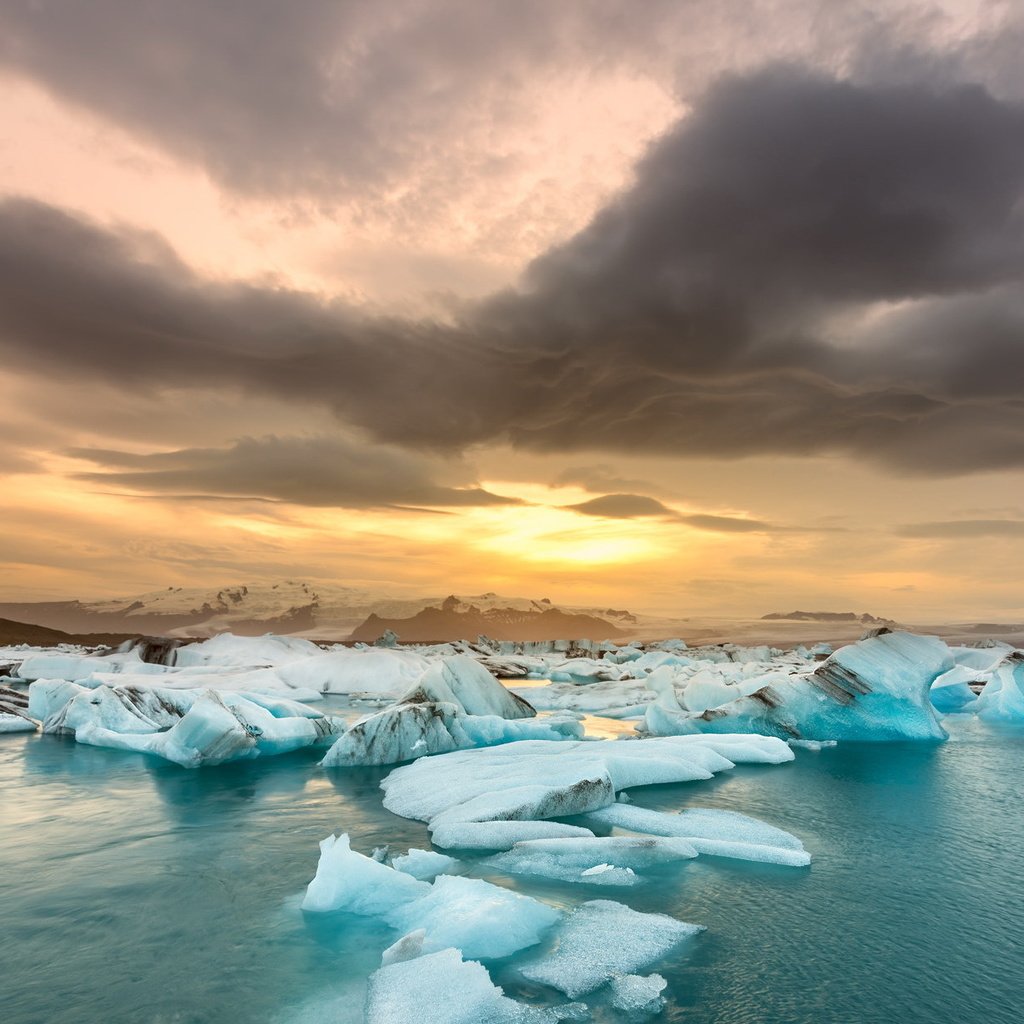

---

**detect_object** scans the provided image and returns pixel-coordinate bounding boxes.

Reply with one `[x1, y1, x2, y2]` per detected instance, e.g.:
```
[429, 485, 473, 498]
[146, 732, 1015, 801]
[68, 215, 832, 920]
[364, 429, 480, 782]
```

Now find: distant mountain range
[349, 596, 627, 642]
[0, 583, 638, 642]
[761, 611, 892, 624]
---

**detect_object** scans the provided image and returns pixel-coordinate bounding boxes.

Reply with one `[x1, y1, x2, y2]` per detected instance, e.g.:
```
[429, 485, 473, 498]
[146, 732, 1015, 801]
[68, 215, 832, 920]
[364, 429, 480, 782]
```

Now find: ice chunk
[643, 631, 951, 742]
[430, 820, 596, 852]
[975, 654, 1024, 723]
[392, 848, 460, 881]
[930, 664, 983, 713]
[365, 948, 574, 1024]
[380, 929, 426, 966]
[172, 632, 321, 668]
[17, 649, 142, 683]
[519, 899, 702, 998]
[386, 874, 560, 960]
[381, 735, 795, 832]
[609, 973, 667, 1014]
[30, 680, 342, 765]
[0, 712, 37, 733]
[301, 833, 430, 914]
[320, 701, 581, 768]
[580, 805, 810, 866]
[75, 693, 261, 767]
[486, 836, 700, 885]
[401, 655, 536, 718]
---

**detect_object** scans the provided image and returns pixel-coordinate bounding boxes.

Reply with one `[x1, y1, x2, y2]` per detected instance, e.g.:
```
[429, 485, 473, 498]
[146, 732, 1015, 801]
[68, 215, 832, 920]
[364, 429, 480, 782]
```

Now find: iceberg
[485, 836, 700, 885]
[580, 805, 810, 866]
[302, 833, 430, 914]
[380, 735, 794, 844]
[303, 835, 560, 959]
[320, 701, 581, 768]
[387, 874, 561, 960]
[643, 632, 951, 742]
[365, 948, 578, 1024]
[929, 665, 983, 713]
[28, 680, 343, 766]
[400, 655, 536, 719]
[391, 848, 460, 881]
[519, 899, 702, 998]
[975, 654, 1024, 723]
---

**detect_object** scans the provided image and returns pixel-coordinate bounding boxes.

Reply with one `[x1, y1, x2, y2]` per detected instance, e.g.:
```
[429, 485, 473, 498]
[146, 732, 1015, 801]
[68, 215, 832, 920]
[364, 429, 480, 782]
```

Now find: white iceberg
[303, 835, 560, 960]
[380, 735, 794, 850]
[391, 848, 460, 881]
[386, 874, 561, 960]
[28, 680, 343, 766]
[320, 702, 581, 768]
[519, 899, 702, 998]
[365, 948, 578, 1024]
[643, 632, 951, 742]
[301, 833, 430, 914]
[401, 655, 536, 719]
[580, 805, 810, 866]
[485, 836, 700, 885]
[975, 654, 1024, 723]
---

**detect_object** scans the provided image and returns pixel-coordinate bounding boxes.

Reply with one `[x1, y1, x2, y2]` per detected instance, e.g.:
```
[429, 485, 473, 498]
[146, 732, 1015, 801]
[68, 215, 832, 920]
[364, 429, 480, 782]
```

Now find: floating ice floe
[302, 833, 559, 960]
[486, 805, 808, 884]
[519, 899, 703, 998]
[27, 680, 343, 767]
[642, 631, 952, 742]
[380, 734, 795, 850]
[365, 948, 584, 1024]
[320, 655, 584, 767]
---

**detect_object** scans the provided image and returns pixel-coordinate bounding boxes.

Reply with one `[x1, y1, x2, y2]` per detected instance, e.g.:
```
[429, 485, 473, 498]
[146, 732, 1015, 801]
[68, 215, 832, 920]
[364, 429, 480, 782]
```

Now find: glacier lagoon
[3, 703, 1021, 1024]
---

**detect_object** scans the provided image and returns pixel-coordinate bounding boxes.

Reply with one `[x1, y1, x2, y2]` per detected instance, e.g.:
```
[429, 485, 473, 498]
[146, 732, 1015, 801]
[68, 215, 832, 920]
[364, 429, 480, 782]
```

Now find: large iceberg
[402, 656, 536, 719]
[320, 701, 582, 768]
[320, 654, 590, 767]
[28, 680, 343, 767]
[975, 654, 1024, 723]
[643, 632, 951, 742]
[380, 735, 795, 849]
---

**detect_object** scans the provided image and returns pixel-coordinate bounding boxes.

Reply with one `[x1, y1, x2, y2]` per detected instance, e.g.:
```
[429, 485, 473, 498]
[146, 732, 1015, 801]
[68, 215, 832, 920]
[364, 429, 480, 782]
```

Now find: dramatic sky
[2, 0, 1023, 619]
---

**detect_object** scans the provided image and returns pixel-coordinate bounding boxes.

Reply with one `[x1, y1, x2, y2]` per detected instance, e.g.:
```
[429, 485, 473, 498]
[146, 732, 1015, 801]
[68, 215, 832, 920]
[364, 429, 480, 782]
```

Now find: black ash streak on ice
[2, 69, 1024, 491]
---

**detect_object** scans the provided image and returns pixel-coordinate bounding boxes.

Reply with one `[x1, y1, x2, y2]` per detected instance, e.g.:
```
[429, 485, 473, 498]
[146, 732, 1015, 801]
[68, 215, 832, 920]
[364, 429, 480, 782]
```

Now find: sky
[2, 0, 1023, 620]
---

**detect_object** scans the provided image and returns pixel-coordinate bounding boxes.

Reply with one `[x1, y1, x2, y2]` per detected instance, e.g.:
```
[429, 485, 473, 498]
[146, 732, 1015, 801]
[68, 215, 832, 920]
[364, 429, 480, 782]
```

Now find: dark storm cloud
[895, 520, 1024, 539]
[67, 436, 521, 510]
[0, 0, 945, 203]
[2, 67, 1024, 474]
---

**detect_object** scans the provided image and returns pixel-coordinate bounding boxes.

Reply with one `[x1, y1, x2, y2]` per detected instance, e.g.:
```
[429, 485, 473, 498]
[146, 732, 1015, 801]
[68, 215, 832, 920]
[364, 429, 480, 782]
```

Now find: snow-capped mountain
[0, 582, 642, 640]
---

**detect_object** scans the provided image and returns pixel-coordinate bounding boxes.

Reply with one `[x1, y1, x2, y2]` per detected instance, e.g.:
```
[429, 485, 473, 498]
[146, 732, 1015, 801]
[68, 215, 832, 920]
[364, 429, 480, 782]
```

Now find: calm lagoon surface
[2, 704, 1021, 1024]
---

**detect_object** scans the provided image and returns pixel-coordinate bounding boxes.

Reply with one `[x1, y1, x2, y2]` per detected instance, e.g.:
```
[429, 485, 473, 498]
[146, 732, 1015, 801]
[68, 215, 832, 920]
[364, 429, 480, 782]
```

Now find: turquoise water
[2, 708, 1021, 1024]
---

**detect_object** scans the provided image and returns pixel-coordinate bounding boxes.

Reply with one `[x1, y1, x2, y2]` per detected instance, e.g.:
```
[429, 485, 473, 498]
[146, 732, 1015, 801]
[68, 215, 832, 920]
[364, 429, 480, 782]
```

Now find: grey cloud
[895, 520, 1024, 539]
[67, 435, 521, 510]
[564, 493, 776, 532]
[566, 494, 678, 518]
[0, 0, 966, 205]
[2, 66, 1024, 474]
